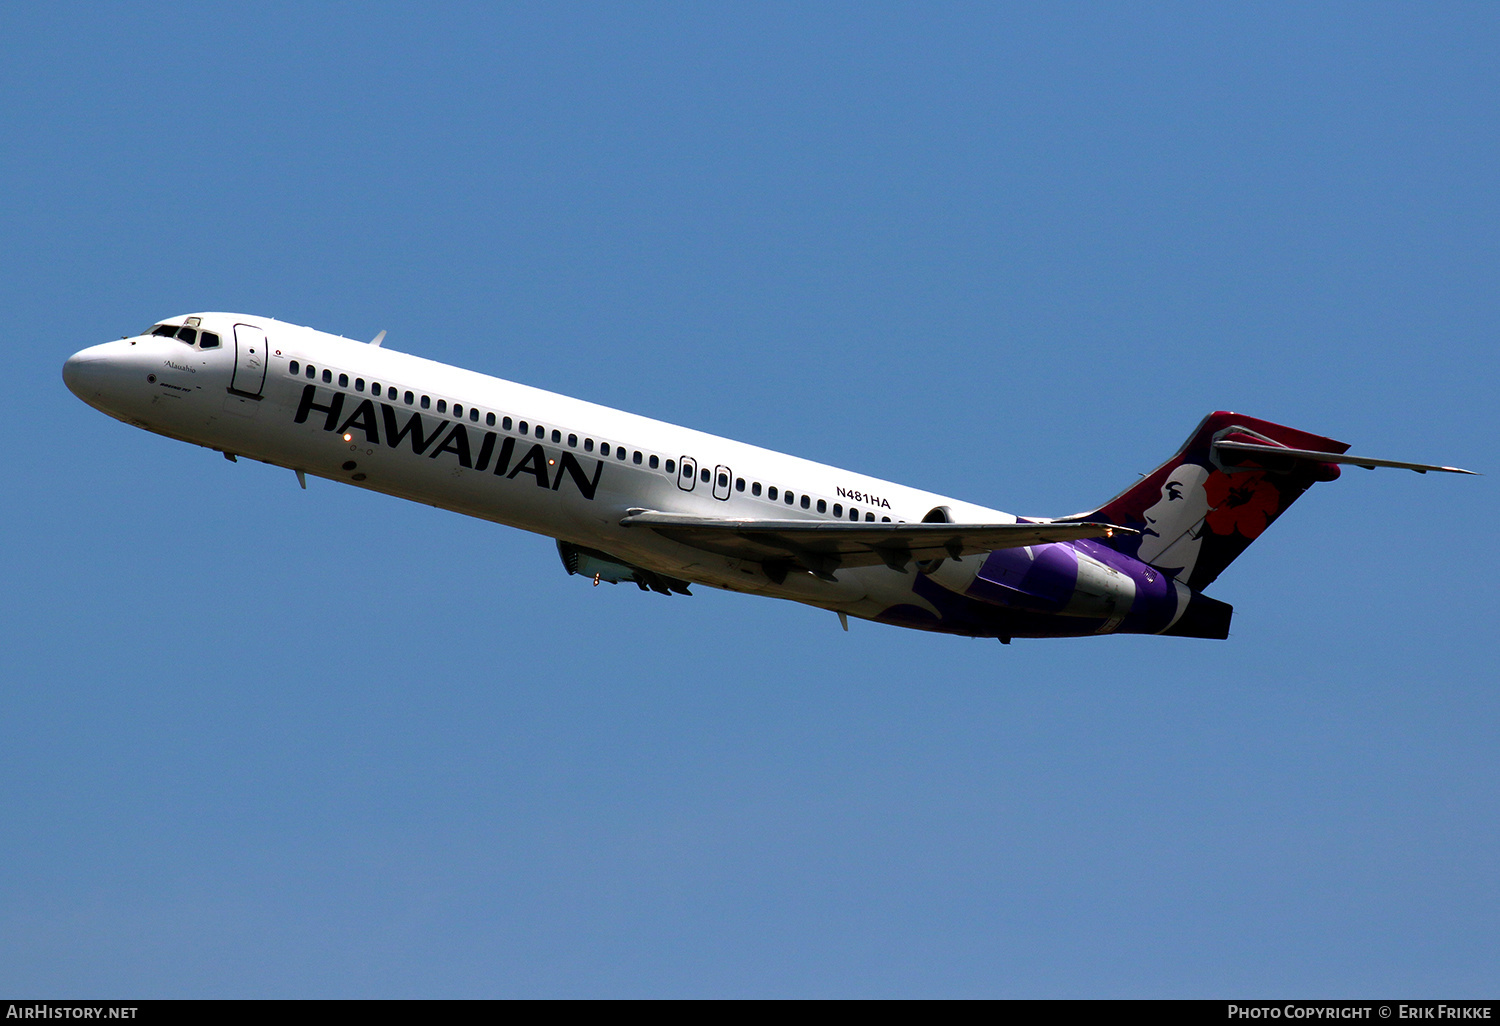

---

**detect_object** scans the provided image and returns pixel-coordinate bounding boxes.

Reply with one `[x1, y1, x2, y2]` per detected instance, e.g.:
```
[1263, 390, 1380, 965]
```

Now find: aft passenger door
[229, 324, 268, 398]
[677, 456, 697, 492]
[712, 464, 732, 501]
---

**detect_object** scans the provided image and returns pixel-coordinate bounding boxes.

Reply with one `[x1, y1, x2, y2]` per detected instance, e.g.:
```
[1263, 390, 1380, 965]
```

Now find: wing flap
[619, 509, 1134, 574]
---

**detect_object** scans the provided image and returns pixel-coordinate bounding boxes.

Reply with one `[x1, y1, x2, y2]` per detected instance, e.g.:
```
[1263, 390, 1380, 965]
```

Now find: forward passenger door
[229, 324, 268, 398]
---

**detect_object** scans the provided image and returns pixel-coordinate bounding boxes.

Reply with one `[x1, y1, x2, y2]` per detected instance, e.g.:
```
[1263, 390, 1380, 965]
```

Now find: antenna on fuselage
[369, 330, 386, 347]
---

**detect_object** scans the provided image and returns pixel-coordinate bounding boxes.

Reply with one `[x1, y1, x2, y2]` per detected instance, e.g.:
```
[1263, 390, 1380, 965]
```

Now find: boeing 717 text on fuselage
[63, 315, 1473, 641]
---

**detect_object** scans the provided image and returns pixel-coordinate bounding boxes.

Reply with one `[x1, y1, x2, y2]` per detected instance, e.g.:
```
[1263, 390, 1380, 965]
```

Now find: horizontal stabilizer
[620, 510, 1133, 577]
[1215, 440, 1476, 476]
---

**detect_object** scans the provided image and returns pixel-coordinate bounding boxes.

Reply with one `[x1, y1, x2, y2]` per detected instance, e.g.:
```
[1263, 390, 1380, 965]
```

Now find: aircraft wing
[619, 509, 1134, 581]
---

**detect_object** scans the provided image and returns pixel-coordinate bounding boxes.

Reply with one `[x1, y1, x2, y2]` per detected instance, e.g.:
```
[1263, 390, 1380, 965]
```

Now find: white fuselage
[64, 313, 1012, 627]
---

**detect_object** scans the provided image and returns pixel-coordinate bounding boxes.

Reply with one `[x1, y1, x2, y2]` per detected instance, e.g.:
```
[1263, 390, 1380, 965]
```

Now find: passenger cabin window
[585, 439, 594, 452]
[323, 370, 333, 383]
[752, 482, 761, 496]
[768, 486, 777, 500]
[552, 430, 562, 443]
[817, 499, 826, 513]
[600, 443, 609, 456]
[801, 495, 810, 509]
[436, 400, 446, 413]
[784, 491, 795, 505]
[306, 366, 316, 379]
[700, 468, 710, 483]
[471, 409, 480, 423]
[569, 434, 578, 448]
[664, 458, 674, 473]
[420, 395, 430, 409]
[650, 455, 659, 469]
[289, 361, 300, 375]
[404, 391, 414, 405]
[634, 451, 642, 465]
[355, 378, 365, 391]
[338, 373, 348, 387]
[486, 413, 495, 426]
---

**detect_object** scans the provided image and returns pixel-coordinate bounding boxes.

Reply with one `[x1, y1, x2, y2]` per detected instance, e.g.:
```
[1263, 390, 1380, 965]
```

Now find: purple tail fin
[1076, 412, 1349, 591]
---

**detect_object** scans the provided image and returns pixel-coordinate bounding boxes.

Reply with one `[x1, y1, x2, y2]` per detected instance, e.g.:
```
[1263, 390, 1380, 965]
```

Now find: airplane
[62, 313, 1474, 642]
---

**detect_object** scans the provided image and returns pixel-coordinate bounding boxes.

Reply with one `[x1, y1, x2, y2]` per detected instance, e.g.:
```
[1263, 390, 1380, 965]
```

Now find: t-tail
[1070, 411, 1475, 596]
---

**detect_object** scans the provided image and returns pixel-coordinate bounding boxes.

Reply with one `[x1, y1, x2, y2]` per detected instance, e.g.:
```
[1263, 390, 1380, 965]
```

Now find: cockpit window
[146, 322, 218, 347]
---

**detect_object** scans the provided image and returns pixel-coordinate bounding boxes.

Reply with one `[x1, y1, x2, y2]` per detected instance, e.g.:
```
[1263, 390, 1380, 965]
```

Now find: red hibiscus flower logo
[1203, 471, 1281, 539]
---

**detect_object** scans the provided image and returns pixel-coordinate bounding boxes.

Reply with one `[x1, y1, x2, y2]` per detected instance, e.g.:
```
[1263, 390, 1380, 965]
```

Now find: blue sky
[2, 2, 1496, 997]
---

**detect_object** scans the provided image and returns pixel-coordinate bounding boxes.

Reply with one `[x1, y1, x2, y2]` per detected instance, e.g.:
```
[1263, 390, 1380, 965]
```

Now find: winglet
[369, 330, 386, 348]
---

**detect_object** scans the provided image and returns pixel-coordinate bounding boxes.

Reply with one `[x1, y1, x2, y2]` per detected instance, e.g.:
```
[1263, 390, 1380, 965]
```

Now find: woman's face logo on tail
[1138, 463, 1211, 579]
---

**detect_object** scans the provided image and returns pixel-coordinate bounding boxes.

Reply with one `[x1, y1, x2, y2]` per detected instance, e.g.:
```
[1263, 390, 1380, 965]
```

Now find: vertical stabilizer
[1073, 412, 1348, 591]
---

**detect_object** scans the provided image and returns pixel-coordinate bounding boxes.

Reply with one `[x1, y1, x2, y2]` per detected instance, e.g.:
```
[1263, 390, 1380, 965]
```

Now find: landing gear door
[230, 324, 268, 398]
[677, 456, 697, 491]
[713, 465, 732, 500]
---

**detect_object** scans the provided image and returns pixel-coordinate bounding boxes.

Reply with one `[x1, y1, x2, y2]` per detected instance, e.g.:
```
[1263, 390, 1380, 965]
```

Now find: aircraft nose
[62, 343, 118, 401]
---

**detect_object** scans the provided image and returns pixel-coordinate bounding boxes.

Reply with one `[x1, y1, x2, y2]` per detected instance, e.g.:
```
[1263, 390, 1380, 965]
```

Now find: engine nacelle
[962, 540, 1231, 637]
[966, 542, 1136, 619]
